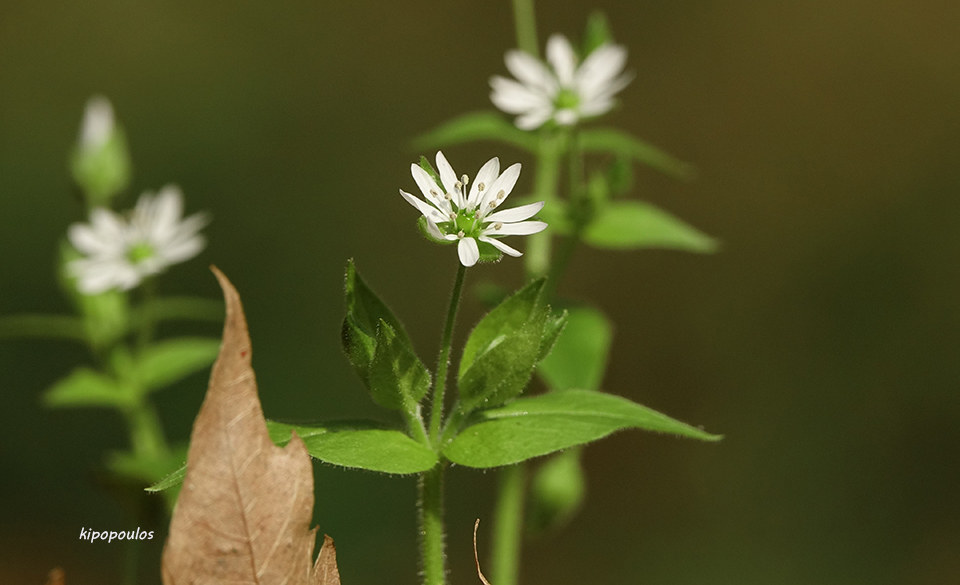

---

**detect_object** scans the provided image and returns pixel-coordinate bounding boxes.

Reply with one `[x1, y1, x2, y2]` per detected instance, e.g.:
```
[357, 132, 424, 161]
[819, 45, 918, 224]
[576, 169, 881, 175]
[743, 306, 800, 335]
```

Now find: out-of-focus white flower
[78, 95, 116, 151]
[400, 151, 547, 267]
[67, 185, 209, 294]
[490, 34, 631, 130]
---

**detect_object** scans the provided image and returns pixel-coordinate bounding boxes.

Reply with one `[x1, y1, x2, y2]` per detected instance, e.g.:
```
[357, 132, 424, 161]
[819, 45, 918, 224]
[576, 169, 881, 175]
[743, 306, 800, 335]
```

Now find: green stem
[511, 0, 539, 56]
[419, 465, 447, 585]
[123, 399, 168, 460]
[525, 132, 562, 279]
[491, 464, 526, 585]
[428, 263, 467, 444]
[137, 277, 158, 351]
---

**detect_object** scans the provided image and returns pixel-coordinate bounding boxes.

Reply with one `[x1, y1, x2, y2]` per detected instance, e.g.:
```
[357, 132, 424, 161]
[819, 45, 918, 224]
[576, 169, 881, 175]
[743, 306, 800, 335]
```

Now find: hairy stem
[428, 263, 467, 444]
[525, 132, 562, 278]
[419, 465, 447, 585]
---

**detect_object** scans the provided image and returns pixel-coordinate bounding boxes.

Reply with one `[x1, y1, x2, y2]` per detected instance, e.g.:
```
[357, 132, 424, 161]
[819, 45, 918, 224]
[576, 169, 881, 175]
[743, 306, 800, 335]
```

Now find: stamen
[457, 230, 465, 238]
[478, 182, 485, 192]
[494, 222, 503, 230]
[497, 190, 505, 200]
[461, 174, 469, 187]
[449, 212, 457, 220]
[455, 181, 463, 191]
[430, 189, 439, 197]
[444, 193, 452, 200]
[488, 201, 496, 208]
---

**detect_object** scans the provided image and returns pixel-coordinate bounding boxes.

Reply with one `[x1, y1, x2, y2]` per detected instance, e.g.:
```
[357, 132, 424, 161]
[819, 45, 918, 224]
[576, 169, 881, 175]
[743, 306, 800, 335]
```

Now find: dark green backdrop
[2, 1, 958, 584]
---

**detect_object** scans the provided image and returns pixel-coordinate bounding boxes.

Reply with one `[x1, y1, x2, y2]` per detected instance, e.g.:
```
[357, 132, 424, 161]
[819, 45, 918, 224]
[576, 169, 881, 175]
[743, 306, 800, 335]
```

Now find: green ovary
[127, 241, 155, 264]
[554, 88, 580, 110]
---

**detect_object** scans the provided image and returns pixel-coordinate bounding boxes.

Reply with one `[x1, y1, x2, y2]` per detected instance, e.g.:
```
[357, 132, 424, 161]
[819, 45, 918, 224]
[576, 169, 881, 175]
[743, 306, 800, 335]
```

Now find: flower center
[554, 88, 580, 111]
[127, 241, 155, 265]
[454, 209, 480, 236]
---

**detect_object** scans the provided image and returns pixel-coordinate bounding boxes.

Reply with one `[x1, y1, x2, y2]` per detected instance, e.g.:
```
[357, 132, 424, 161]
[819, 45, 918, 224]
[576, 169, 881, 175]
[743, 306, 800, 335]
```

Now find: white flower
[399, 152, 547, 267]
[490, 34, 631, 130]
[67, 185, 209, 294]
[78, 95, 116, 151]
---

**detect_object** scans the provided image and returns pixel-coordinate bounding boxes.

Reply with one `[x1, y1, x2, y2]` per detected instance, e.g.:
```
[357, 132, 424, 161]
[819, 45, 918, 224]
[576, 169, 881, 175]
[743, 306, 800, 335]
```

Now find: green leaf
[459, 279, 545, 376]
[367, 320, 431, 411]
[0, 314, 86, 342]
[527, 449, 586, 534]
[538, 307, 612, 391]
[43, 368, 135, 409]
[458, 279, 550, 413]
[579, 128, 695, 180]
[145, 463, 187, 493]
[136, 337, 221, 391]
[583, 201, 718, 253]
[267, 420, 438, 474]
[412, 111, 539, 153]
[148, 420, 439, 492]
[443, 389, 722, 468]
[537, 309, 569, 363]
[341, 260, 422, 399]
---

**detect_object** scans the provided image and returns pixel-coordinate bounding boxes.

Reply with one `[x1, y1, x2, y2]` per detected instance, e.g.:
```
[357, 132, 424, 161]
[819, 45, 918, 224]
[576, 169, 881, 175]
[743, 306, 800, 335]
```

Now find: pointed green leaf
[137, 337, 221, 391]
[412, 111, 539, 152]
[538, 307, 612, 391]
[342, 260, 422, 399]
[444, 389, 721, 468]
[367, 320, 431, 411]
[583, 201, 718, 253]
[580, 128, 695, 179]
[459, 278, 545, 377]
[268, 420, 438, 474]
[148, 420, 439, 491]
[537, 309, 569, 363]
[145, 463, 187, 493]
[458, 279, 550, 412]
[43, 368, 135, 409]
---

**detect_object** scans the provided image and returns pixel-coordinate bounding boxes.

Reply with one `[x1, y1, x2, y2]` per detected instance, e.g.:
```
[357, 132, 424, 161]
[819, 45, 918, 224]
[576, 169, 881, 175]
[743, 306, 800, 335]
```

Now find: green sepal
[417, 216, 453, 244]
[443, 389, 722, 468]
[477, 239, 504, 264]
[135, 337, 221, 392]
[579, 127, 695, 180]
[412, 111, 540, 153]
[458, 279, 550, 413]
[526, 449, 586, 535]
[267, 420, 438, 474]
[43, 367, 135, 409]
[368, 319, 431, 411]
[583, 200, 718, 253]
[418, 155, 443, 188]
[538, 306, 612, 391]
[70, 127, 131, 207]
[582, 11, 614, 55]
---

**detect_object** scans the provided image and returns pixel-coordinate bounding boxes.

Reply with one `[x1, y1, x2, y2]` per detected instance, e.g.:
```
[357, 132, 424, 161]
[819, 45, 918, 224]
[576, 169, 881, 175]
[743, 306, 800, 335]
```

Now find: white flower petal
[554, 109, 578, 126]
[457, 237, 479, 267]
[479, 236, 522, 257]
[483, 201, 544, 224]
[481, 162, 522, 211]
[79, 95, 114, 150]
[467, 157, 500, 210]
[546, 34, 577, 87]
[411, 164, 450, 213]
[575, 44, 628, 98]
[505, 50, 557, 95]
[515, 108, 553, 130]
[483, 220, 547, 236]
[490, 77, 551, 114]
[425, 218, 445, 240]
[435, 151, 460, 203]
[400, 189, 448, 224]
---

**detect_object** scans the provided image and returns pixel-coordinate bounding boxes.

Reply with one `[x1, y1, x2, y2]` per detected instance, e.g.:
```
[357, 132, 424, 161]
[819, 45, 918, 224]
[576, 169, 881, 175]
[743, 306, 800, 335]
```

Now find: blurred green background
[2, 0, 959, 583]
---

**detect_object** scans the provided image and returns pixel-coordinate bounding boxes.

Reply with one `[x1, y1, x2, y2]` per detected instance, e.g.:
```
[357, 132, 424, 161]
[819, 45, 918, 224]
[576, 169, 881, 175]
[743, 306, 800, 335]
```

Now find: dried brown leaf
[162, 268, 340, 585]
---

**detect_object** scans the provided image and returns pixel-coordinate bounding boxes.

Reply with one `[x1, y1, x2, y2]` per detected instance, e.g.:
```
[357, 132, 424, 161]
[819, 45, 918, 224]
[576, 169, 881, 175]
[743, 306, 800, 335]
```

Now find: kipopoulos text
[79, 527, 155, 543]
